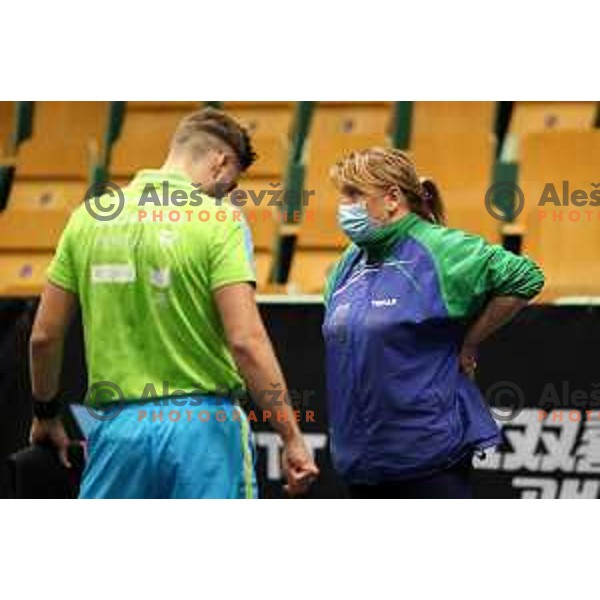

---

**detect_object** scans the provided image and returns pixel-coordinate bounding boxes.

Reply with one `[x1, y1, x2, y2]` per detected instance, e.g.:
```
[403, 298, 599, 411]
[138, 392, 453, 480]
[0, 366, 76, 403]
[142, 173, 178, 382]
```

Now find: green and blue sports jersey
[323, 212, 545, 484]
[47, 170, 256, 403]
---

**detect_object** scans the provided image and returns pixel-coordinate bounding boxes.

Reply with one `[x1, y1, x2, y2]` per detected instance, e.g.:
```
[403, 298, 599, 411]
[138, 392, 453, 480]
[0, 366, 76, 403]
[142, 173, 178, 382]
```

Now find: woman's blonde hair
[329, 147, 446, 225]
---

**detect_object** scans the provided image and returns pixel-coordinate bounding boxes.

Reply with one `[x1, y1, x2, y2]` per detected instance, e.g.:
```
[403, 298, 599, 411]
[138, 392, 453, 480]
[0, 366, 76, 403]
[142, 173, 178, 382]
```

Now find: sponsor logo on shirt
[91, 264, 136, 283]
[371, 298, 398, 308]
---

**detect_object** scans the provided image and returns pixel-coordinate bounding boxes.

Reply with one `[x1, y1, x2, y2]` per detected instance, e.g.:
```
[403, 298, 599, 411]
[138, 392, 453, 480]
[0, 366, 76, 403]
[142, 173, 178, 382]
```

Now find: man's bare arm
[213, 282, 318, 494]
[29, 282, 77, 467]
[214, 282, 302, 441]
[30, 282, 78, 400]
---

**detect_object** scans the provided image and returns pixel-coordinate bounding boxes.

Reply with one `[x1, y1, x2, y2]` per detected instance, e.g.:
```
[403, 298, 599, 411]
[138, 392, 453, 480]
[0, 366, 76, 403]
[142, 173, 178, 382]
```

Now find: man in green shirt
[29, 107, 318, 498]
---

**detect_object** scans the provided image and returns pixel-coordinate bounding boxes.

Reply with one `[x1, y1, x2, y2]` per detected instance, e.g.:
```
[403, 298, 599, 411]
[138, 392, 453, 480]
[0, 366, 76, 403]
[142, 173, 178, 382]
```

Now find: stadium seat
[112, 102, 291, 182]
[126, 102, 200, 110]
[254, 251, 273, 290]
[411, 102, 496, 135]
[410, 132, 499, 242]
[0, 253, 52, 296]
[0, 207, 70, 251]
[235, 177, 280, 249]
[2, 102, 107, 253]
[288, 249, 344, 295]
[110, 104, 192, 179]
[14, 102, 107, 179]
[519, 130, 600, 301]
[7, 181, 87, 210]
[222, 102, 292, 180]
[510, 101, 597, 135]
[502, 102, 597, 162]
[311, 102, 392, 137]
[223, 102, 293, 135]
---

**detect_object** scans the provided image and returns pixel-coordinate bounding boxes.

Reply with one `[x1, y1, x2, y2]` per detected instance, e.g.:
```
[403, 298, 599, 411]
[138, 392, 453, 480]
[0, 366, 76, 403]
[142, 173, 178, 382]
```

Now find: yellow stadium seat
[288, 249, 344, 295]
[113, 102, 290, 181]
[0, 207, 70, 251]
[5, 103, 107, 254]
[15, 102, 107, 179]
[311, 102, 392, 137]
[111, 105, 191, 178]
[223, 102, 292, 179]
[0, 253, 52, 296]
[8, 181, 86, 210]
[126, 102, 200, 111]
[223, 102, 293, 137]
[246, 134, 287, 179]
[234, 177, 279, 251]
[519, 131, 600, 301]
[510, 102, 597, 136]
[502, 102, 597, 162]
[411, 102, 496, 135]
[410, 133, 499, 242]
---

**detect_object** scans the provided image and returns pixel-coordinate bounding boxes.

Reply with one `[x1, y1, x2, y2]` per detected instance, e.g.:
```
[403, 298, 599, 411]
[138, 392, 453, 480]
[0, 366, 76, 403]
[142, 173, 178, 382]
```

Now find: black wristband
[32, 397, 62, 420]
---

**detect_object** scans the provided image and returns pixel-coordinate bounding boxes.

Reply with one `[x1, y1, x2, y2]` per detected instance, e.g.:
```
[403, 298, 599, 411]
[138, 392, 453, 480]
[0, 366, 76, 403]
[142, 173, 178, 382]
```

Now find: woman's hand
[459, 344, 478, 379]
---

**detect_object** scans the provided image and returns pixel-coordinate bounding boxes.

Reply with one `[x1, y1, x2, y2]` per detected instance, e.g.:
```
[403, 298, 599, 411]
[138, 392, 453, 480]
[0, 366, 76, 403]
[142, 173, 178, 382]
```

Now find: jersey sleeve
[208, 212, 257, 291]
[428, 228, 545, 319]
[46, 214, 79, 293]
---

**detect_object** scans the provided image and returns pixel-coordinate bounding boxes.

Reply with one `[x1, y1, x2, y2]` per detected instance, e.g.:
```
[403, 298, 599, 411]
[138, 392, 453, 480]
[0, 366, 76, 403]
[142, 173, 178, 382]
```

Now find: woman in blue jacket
[323, 147, 544, 498]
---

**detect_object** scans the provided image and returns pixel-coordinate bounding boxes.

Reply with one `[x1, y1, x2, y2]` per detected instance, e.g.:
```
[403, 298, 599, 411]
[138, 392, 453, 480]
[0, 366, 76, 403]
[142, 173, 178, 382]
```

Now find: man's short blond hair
[171, 107, 257, 170]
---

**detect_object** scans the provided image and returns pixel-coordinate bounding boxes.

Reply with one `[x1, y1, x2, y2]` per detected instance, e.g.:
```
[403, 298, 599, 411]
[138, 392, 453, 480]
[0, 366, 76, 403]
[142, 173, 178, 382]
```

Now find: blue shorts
[79, 396, 258, 499]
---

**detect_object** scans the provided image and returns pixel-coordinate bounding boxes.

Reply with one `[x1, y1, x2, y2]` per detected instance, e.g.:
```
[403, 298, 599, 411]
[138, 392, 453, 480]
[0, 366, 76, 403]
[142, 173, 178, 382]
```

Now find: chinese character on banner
[501, 410, 580, 473]
[558, 479, 600, 499]
[513, 477, 558, 499]
[576, 415, 600, 474]
[502, 410, 544, 472]
[513, 477, 600, 499]
[539, 411, 580, 472]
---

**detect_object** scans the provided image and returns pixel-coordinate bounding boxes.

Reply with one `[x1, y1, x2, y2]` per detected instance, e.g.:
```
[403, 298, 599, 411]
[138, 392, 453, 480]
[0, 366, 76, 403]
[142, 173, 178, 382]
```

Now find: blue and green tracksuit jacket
[322, 212, 544, 484]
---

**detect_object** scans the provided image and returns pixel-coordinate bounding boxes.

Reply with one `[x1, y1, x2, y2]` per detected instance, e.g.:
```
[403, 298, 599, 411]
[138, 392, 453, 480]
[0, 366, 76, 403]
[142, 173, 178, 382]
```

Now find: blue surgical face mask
[337, 202, 384, 244]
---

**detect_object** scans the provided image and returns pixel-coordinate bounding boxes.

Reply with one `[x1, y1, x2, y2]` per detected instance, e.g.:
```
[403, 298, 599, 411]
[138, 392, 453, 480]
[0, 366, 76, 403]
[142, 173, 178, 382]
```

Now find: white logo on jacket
[371, 298, 398, 308]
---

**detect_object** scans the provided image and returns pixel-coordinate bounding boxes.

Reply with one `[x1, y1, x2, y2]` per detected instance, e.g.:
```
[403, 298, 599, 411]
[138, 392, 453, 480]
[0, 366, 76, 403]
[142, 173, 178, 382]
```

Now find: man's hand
[281, 434, 319, 497]
[30, 417, 72, 468]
